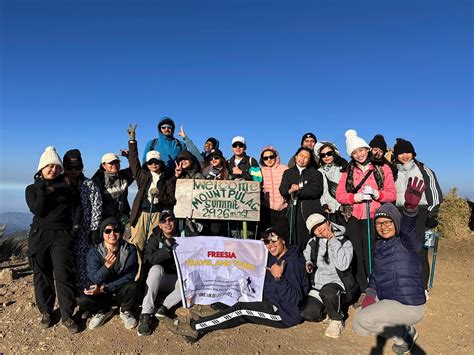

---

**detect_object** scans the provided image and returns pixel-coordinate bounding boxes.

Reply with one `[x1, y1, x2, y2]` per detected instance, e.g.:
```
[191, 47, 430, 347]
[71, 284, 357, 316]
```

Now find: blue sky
[1, 0, 472, 212]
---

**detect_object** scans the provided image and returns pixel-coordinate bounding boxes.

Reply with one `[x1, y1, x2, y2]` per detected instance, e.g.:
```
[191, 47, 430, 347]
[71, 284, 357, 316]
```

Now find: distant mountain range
[0, 212, 32, 237]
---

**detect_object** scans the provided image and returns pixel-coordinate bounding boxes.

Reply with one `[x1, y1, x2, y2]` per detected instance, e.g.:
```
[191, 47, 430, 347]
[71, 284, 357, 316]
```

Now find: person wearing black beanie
[392, 138, 443, 292]
[288, 132, 319, 169]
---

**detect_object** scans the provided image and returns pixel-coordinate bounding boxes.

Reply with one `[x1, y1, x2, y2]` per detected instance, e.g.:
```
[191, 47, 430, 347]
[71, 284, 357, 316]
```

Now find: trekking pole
[429, 229, 440, 290]
[365, 200, 372, 274]
[288, 192, 297, 245]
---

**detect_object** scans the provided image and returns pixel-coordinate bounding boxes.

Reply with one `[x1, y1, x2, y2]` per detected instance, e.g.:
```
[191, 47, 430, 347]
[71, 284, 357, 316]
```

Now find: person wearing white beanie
[335, 130, 396, 299]
[25, 146, 82, 333]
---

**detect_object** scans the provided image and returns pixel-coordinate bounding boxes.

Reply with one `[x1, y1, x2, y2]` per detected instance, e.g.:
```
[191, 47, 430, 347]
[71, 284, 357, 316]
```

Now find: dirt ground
[1, 238, 472, 354]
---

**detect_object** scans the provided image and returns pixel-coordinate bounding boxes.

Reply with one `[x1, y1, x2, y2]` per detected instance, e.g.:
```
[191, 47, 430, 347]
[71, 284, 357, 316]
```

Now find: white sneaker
[120, 309, 138, 329]
[88, 309, 115, 330]
[325, 320, 344, 338]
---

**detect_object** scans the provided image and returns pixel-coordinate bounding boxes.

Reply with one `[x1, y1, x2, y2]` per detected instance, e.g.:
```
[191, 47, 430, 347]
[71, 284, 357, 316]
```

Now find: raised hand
[266, 260, 286, 280]
[178, 125, 186, 138]
[127, 124, 137, 141]
[404, 177, 427, 210]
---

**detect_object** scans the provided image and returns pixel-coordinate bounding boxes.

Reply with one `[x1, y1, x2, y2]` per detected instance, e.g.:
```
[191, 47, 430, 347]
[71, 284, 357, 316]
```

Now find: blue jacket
[142, 131, 186, 177]
[263, 245, 310, 327]
[86, 239, 138, 292]
[367, 212, 426, 306]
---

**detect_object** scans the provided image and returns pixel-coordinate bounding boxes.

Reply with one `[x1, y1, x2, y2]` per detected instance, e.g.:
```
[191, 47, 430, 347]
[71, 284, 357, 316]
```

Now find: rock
[4, 300, 15, 306]
[0, 269, 13, 283]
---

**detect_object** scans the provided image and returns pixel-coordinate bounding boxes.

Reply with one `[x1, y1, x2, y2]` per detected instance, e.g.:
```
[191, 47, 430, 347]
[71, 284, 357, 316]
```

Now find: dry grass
[438, 188, 472, 240]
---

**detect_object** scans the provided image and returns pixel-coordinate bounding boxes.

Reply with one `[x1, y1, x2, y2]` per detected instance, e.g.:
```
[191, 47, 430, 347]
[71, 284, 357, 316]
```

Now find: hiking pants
[76, 281, 140, 313]
[301, 283, 347, 322]
[141, 265, 181, 314]
[28, 228, 76, 320]
[346, 217, 375, 292]
[192, 300, 289, 334]
[352, 299, 425, 339]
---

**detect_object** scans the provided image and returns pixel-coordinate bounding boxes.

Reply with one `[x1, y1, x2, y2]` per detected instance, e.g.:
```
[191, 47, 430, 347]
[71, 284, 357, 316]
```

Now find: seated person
[163, 225, 310, 342]
[301, 213, 357, 338]
[137, 210, 184, 336]
[352, 178, 427, 354]
[77, 217, 140, 330]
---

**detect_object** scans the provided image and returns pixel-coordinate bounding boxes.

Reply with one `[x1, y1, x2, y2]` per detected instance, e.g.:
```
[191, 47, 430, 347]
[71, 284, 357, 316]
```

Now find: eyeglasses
[262, 155, 276, 161]
[160, 125, 173, 130]
[375, 220, 394, 228]
[320, 151, 334, 158]
[66, 166, 83, 171]
[232, 143, 244, 148]
[262, 235, 279, 245]
[103, 228, 121, 235]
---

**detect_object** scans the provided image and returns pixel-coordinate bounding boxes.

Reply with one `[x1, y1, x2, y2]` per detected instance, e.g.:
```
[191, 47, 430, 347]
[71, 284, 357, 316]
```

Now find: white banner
[173, 236, 268, 307]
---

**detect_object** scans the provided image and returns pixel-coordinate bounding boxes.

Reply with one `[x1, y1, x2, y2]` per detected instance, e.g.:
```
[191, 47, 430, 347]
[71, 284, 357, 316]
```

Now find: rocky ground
[1, 238, 472, 354]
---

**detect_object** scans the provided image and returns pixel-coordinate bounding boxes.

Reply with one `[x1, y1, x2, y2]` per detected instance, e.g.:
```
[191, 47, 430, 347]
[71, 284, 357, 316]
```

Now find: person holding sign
[164, 225, 309, 343]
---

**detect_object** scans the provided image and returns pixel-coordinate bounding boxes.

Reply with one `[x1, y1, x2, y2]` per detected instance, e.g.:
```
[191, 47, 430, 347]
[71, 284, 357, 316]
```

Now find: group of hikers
[25, 116, 443, 353]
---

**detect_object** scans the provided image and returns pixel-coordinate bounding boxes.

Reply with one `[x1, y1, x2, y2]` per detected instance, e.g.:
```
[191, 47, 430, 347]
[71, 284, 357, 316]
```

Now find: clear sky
[1, 0, 472, 213]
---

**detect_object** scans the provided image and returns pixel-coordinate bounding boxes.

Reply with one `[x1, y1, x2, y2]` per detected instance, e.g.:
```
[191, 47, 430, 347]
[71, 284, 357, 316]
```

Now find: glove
[404, 177, 427, 210]
[363, 185, 379, 200]
[362, 193, 372, 201]
[425, 215, 439, 228]
[90, 230, 102, 245]
[361, 294, 376, 308]
[127, 124, 137, 141]
[71, 225, 81, 238]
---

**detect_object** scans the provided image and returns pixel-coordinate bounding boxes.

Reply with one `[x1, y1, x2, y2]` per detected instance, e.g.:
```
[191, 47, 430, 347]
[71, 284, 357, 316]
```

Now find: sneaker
[189, 304, 219, 320]
[164, 316, 200, 343]
[155, 305, 170, 319]
[61, 317, 80, 334]
[325, 320, 344, 338]
[40, 313, 52, 328]
[120, 309, 138, 330]
[392, 326, 418, 354]
[137, 313, 153, 336]
[88, 309, 115, 330]
[353, 293, 365, 308]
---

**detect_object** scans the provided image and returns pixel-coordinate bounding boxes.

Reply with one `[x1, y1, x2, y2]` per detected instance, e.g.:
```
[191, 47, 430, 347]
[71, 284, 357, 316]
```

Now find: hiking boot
[120, 309, 138, 330]
[40, 313, 52, 328]
[325, 320, 344, 338]
[88, 309, 114, 330]
[155, 305, 171, 319]
[137, 313, 153, 336]
[392, 326, 418, 354]
[61, 317, 80, 334]
[164, 316, 200, 343]
[189, 304, 219, 320]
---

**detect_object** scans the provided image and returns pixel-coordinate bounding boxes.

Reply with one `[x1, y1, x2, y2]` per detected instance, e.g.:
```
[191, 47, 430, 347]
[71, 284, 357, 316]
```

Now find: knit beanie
[176, 150, 194, 162]
[63, 149, 84, 168]
[393, 138, 416, 158]
[300, 132, 317, 146]
[369, 134, 387, 152]
[374, 203, 401, 235]
[345, 129, 370, 157]
[37, 146, 63, 172]
[206, 137, 219, 149]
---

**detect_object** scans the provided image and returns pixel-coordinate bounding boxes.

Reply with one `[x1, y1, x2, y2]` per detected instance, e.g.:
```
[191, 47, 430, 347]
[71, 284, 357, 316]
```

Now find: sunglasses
[103, 228, 121, 235]
[160, 125, 173, 130]
[262, 155, 276, 161]
[160, 217, 174, 224]
[106, 160, 120, 165]
[66, 166, 83, 171]
[147, 160, 160, 165]
[262, 235, 279, 245]
[232, 143, 244, 148]
[210, 156, 221, 161]
[320, 151, 334, 158]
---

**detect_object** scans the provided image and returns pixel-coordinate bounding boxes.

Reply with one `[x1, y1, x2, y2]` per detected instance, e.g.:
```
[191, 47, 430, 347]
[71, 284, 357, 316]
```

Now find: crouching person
[352, 178, 427, 354]
[137, 210, 183, 336]
[164, 225, 310, 343]
[301, 213, 357, 338]
[77, 217, 140, 330]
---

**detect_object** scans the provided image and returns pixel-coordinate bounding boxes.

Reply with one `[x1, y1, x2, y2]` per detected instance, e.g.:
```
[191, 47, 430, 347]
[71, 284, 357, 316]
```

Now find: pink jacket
[336, 163, 395, 219]
[260, 146, 288, 211]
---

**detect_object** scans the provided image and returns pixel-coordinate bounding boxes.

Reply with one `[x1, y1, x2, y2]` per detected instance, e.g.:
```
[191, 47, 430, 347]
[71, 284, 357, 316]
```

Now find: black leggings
[192, 301, 289, 335]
